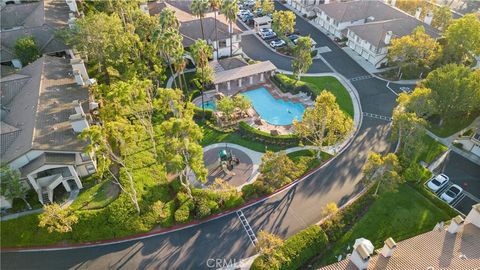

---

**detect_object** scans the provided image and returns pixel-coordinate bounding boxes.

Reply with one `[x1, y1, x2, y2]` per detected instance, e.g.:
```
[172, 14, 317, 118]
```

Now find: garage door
[472, 144, 480, 157]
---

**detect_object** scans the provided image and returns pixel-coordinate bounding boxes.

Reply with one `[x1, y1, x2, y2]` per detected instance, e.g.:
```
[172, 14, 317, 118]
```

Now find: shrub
[174, 200, 193, 223]
[194, 197, 213, 218]
[14, 36, 41, 66]
[193, 106, 213, 120]
[159, 200, 176, 227]
[251, 225, 328, 270]
[238, 121, 299, 146]
[271, 74, 317, 100]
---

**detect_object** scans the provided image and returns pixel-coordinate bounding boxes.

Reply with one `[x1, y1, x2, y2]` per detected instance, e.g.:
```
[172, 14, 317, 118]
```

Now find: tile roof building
[318, 204, 480, 270]
[287, 0, 440, 68]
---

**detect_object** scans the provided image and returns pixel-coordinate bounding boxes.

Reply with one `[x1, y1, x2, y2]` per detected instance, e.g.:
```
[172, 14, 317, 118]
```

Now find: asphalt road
[1, 4, 401, 269]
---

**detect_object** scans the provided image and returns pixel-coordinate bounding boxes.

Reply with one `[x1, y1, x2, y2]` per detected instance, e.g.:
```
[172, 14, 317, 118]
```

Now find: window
[86, 164, 96, 174]
[80, 153, 91, 162]
[218, 40, 227, 48]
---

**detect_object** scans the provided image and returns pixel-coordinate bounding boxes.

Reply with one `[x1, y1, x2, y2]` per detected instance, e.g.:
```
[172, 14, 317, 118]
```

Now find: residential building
[319, 204, 480, 270]
[146, 1, 243, 59]
[289, 0, 439, 67]
[0, 0, 77, 69]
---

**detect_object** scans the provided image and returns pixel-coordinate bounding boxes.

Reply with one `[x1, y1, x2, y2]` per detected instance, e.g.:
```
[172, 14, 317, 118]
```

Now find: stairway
[41, 192, 51, 205]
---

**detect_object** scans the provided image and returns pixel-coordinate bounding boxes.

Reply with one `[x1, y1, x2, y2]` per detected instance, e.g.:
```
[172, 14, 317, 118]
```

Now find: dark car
[287, 34, 300, 42]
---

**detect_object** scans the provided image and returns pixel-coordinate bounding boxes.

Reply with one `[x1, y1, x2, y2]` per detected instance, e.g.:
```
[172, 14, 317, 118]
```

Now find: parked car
[255, 8, 263, 16]
[440, 184, 463, 204]
[261, 31, 277, 40]
[269, 39, 286, 48]
[242, 14, 254, 22]
[427, 174, 449, 192]
[287, 34, 300, 42]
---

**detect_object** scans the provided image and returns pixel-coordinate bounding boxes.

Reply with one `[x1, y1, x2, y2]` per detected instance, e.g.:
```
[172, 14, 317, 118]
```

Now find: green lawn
[417, 134, 448, 164]
[288, 76, 354, 118]
[313, 183, 455, 267]
[287, 149, 332, 172]
[199, 121, 292, 152]
[70, 180, 118, 211]
[428, 112, 479, 138]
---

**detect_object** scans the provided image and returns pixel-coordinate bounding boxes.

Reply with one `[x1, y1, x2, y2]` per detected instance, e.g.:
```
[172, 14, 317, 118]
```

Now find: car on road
[269, 39, 286, 48]
[440, 184, 463, 204]
[427, 174, 449, 192]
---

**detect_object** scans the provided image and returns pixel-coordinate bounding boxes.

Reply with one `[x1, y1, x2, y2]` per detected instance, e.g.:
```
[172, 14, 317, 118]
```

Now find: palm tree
[173, 55, 188, 96]
[190, 40, 213, 117]
[209, 0, 222, 59]
[221, 0, 239, 56]
[161, 29, 183, 89]
[190, 0, 209, 40]
[159, 8, 180, 32]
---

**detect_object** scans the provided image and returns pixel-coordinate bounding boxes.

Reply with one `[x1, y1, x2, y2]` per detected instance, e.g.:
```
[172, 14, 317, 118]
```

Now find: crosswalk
[237, 210, 257, 246]
[363, 112, 392, 122]
[349, 75, 373, 82]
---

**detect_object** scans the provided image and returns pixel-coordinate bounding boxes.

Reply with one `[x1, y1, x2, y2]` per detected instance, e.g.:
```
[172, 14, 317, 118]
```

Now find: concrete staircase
[41, 190, 51, 204]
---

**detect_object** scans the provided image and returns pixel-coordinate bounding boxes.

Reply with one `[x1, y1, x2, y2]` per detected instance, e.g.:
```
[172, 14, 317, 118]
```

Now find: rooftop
[1, 55, 89, 163]
[180, 17, 242, 47]
[211, 60, 276, 85]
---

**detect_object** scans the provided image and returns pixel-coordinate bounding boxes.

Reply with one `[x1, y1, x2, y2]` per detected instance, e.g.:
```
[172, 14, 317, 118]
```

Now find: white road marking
[362, 112, 392, 122]
[385, 82, 400, 96]
[349, 75, 373, 82]
[236, 210, 257, 246]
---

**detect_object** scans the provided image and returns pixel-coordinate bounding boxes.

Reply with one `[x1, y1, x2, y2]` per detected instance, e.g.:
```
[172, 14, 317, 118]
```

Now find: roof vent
[465, 203, 480, 228]
[381, 237, 397, 257]
[415, 7, 422, 20]
[448, 215, 465, 234]
[350, 238, 374, 270]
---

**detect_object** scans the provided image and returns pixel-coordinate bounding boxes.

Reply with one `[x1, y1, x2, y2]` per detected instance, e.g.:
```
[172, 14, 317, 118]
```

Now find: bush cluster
[238, 122, 299, 146]
[271, 74, 317, 100]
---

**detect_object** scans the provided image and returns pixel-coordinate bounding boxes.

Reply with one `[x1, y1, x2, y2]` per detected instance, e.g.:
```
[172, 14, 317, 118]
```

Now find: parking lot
[429, 151, 480, 215]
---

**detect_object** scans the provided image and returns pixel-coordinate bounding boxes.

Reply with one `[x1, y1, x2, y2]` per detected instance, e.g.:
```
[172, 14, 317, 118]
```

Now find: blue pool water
[201, 100, 216, 110]
[242, 87, 305, 125]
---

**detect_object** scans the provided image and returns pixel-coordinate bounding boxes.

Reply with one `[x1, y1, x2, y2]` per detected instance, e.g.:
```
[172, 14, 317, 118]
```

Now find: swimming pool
[200, 100, 216, 110]
[242, 87, 305, 125]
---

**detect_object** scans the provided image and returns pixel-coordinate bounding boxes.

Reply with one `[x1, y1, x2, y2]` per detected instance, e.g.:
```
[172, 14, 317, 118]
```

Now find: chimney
[384, 31, 393, 45]
[424, 10, 433, 25]
[465, 203, 480, 228]
[380, 237, 397, 257]
[71, 58, 90, 86]
[69, 113, 89, 133]
[390, 0, 396, 7]
[350, 243, 373, 270]
[448, 215, 465, 234]
[65, 0, 78, 13]
[415, 7, 422, 20]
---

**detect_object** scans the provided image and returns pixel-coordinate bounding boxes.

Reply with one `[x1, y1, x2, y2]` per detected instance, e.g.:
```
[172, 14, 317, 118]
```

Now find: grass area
[288, 75, 354, 118]
[70, 180, 118, 211]
[287, 149, 332, 172]
[313, 183, 456, 267]
[199, 121, 292, 152]
[417, 134, 448, 164]
[427, 112, 479, 138]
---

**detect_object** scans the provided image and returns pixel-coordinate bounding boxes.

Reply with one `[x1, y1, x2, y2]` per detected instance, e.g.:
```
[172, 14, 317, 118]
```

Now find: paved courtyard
[203, 146, 255, 187]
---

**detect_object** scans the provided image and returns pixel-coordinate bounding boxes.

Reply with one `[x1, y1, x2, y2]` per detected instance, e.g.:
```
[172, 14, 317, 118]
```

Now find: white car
[426, 174, 449, 192]
[440, 184, 463, 204]
[269, 39, 286, 48]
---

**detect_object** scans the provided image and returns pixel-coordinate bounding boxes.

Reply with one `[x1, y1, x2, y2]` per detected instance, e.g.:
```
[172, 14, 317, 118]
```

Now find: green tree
[272, 10, 295, 37]
[441, 14, 480, 65]
[261, 0, 274, 15]
[190, 40, 213, 117]
[294, 91, 353, 160]
[259, 151, 300, 190]
[321, 202, 338, 218]
[160, 28, 184, 90]
[221, 0, 240, 56]
[158, 8, 180, 31]
[38, 204, 78, 233]
[432, 6, 452, 31]
[362, 152, 402, 196]
[421, 64, 480, 125]
[14, 36, 41, 66]
[256, 230, 284, 262]
[234, 94, 251, 112]
[388, 26, 439, 77]
[216, 96, 236, 124]
[391, 110, 426, 161]
[0, 164, 31, 210]
[292, 36, 313, 80]
[396, 87, 435, 119]
[190, 0, 209, 40]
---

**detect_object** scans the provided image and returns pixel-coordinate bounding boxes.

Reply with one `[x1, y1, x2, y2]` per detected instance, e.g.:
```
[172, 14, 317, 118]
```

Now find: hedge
[408, 179, 459, 217]
[271, 74, 317, 100]
[193, 106, 213, 120]
[238, 121, 299, 146]
[251, 225, 328, 270]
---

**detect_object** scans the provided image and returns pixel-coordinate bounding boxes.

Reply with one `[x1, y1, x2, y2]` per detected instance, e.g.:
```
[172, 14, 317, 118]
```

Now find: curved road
[1, 4, 407, 269]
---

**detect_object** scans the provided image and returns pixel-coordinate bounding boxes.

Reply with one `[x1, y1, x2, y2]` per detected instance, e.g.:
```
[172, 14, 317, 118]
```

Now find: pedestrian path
[349, 74, 373, 82]
[236, 210, 257, 246]
[363, 112, 392, 122]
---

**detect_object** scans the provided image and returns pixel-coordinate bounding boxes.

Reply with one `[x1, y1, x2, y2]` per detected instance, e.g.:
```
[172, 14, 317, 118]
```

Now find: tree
[0, 164, 31, 210]
[14, 36, 41, 66]
[362, 152, 402, 196]
[209, 0, 222, 59]
[441, 14, 480, 65]
[255, 0, 262, 10]
[38, 204, 78, 233]
[221, 0, 239, 56]
[158, 8, 180, 32]
[396, 87, 434, 119]
[432, 6, 452, 31]
[261, 0, 274, 15]
[391, 110, 426, 161]
[190, 0, 209, 40]
[292, 36, 313, 80]
[421, 64, 480, 125]
[151, 200, 168, 222]
[272, 10, 295, 37]
[190, 39, 213, 117]
[256, 230, 284, 260]
[294, 91, 353, 160]
[387, 26, 439, 77]
[215, 95, 251, 124]
[259, 151, 300, 190]
[234, 95, 251, 112]
[160, 28, 184, 90]
[321, 202, 338, 218]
